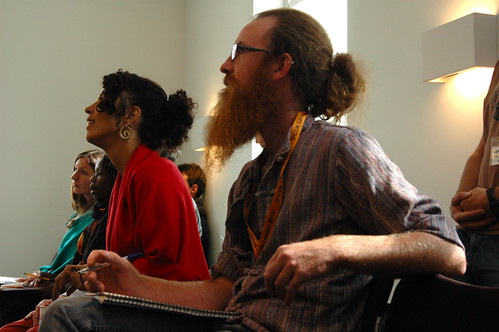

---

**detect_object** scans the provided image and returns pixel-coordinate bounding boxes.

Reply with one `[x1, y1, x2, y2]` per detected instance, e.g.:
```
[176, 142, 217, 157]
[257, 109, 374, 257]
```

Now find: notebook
[93, 292, 238, 319]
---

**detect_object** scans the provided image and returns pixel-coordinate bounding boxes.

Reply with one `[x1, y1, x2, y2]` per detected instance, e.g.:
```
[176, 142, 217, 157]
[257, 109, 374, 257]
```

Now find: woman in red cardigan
[83, 70, 209, 281]
[0, 71, 210, 332]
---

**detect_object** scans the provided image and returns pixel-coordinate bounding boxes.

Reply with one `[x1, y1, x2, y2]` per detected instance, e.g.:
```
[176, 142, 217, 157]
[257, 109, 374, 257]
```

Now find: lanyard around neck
[243, 111, 307, 258]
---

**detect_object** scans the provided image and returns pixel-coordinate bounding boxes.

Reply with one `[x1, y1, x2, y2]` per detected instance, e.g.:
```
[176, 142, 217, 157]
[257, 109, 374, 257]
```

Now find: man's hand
[451, 189, 495, 230]
[83, 250, 143, 296]
[460, 187, 488, 212]
[264, 232, 466, 306]
[264, 240, 335, 305]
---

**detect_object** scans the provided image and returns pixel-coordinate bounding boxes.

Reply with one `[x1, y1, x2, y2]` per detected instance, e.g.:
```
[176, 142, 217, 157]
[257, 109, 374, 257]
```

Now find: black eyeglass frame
[231, 43, 272, 61]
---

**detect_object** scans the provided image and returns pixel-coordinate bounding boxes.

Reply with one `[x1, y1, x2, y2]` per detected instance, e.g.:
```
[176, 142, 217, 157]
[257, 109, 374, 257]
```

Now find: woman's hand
[32, 299, 52, 326]
[17, 270, 55, 287]
[52, 264, 87, 299]
[23, 298, 54, 326]
[17, 270, 39, 285]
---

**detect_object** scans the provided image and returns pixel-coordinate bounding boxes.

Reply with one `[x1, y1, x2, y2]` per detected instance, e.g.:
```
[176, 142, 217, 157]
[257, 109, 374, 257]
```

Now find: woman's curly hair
[98, 70, 195, 153]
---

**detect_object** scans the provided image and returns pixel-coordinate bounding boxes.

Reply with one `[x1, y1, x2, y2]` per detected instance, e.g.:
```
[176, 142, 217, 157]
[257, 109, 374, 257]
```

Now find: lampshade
[422, 12, 497, 83]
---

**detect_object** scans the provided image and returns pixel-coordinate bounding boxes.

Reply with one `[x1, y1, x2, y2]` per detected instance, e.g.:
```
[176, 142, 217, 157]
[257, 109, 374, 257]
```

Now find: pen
[77, 252, 144, 274]
[23, 273, 50, 281]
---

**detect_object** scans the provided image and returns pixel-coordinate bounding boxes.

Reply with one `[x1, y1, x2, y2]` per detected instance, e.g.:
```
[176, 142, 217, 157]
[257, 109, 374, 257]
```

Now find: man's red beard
[205, 65, 278, 171]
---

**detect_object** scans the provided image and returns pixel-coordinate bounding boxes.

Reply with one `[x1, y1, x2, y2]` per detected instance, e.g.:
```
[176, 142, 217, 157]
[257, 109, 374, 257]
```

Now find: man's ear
[191, 184, 199, 197]
[272, 52, 294, 80]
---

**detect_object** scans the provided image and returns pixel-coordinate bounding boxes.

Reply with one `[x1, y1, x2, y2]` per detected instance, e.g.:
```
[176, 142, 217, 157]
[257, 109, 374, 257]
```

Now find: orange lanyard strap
[243, 112, 307, 258]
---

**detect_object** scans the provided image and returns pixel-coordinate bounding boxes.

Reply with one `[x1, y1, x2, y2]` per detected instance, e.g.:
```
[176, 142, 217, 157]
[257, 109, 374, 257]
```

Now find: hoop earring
[119, 123, 134, 142]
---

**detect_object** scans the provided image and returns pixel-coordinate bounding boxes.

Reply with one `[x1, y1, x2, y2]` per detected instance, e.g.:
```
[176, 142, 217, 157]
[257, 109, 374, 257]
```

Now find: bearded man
[40, 8, 465, 332]
[205, 63, 277, 171]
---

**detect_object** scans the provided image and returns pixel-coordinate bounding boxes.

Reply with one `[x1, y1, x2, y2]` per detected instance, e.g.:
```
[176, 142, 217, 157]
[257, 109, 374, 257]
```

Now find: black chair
[361, 277, 394, 332]
[0, 285, 52, 326]
[382, 274, 499, 332]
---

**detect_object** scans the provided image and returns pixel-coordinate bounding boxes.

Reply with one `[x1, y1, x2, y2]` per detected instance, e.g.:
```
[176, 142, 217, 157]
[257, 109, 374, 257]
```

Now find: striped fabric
[212, 116, 461, 332]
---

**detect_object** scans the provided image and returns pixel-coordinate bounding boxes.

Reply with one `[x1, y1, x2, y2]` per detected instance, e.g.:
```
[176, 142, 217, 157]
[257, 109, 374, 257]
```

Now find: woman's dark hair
[98, 70, 195, 153]
[92, 154, 117, 209]
[100, 154, 118, 185]
[255, 8, 365, 121]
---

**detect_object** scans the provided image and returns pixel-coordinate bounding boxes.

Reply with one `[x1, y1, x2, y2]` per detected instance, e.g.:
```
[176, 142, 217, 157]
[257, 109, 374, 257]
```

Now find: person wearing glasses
[40, 8, 465, 332]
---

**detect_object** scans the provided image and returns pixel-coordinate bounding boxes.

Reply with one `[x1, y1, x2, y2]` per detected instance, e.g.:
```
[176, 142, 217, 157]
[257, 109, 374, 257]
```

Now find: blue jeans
[39, 295, 250, 332]
[455, 228, 499, 287]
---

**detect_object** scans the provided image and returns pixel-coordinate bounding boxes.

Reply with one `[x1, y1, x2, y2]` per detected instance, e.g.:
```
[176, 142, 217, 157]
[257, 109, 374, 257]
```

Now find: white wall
[179, 0, 254, 265]
[348, 0, 498, 220]
[0, 0, 185, 276]
[2, 0, 497, 277]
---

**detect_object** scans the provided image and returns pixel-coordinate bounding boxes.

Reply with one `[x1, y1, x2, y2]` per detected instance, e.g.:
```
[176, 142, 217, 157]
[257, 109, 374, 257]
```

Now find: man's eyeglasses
[231, 43, 272, 61]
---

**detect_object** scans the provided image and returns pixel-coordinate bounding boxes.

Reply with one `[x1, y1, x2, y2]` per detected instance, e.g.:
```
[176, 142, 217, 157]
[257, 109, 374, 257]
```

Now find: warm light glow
[451, 67, 494, 98]
[423, 11, 496, 84]
[472, 6, 495, 14]
[441, 1, 497, 23]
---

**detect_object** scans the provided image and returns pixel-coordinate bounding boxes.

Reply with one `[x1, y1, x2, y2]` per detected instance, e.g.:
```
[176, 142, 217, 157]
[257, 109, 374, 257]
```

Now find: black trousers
[0, 286, 52, 326]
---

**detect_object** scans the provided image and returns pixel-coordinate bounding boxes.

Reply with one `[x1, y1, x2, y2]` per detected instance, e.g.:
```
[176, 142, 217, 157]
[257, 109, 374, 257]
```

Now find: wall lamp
[422, 12, 497, 83]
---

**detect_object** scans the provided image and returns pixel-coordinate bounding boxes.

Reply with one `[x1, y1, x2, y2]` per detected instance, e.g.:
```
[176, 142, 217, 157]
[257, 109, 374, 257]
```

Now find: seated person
[34, 71, 210, 328]
[0, 149, 102, 326]
[0, 155, 117, 332]
[178, 163, 210, 263]
[39, 9, 466, 332]
[78, 70, 209, 281]
[70, 155, 117, 268]
[22, 150, 103, 282]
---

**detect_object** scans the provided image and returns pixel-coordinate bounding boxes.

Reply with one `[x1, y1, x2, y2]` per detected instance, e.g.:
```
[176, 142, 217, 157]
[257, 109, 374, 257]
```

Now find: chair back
[360, 277, 394, 332]
[382, 274, 499, 332]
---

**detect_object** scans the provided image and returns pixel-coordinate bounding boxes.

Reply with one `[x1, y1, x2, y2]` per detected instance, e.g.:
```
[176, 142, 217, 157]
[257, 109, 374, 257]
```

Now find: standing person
[41, 9, 465, 332]
[81, 70, 208, 281]
[450, 60, 499, 286]
[178, 163, 210, 263]
[0, 149, 102, 326]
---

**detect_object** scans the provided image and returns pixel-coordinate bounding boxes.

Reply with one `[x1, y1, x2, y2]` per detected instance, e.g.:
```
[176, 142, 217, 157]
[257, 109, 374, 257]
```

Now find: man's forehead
[236, 16, 277, 47]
